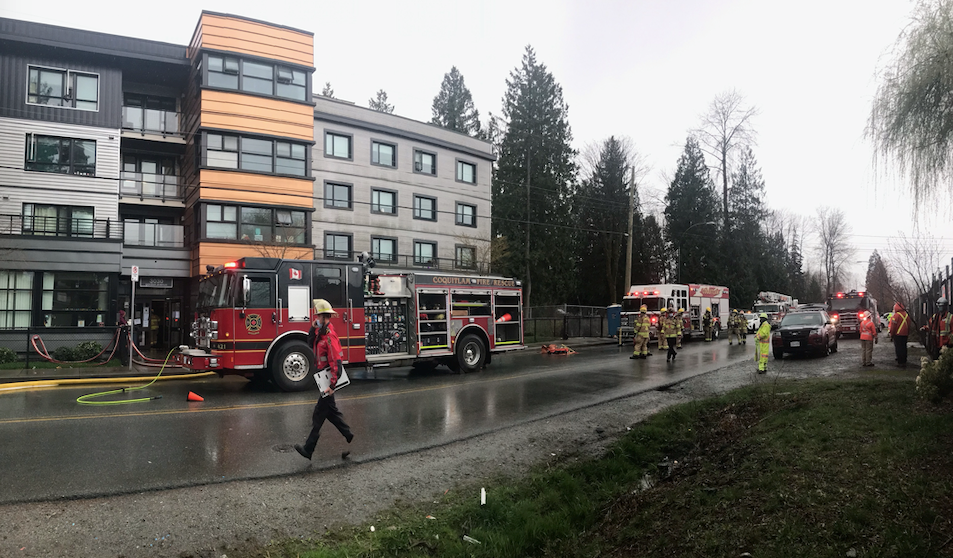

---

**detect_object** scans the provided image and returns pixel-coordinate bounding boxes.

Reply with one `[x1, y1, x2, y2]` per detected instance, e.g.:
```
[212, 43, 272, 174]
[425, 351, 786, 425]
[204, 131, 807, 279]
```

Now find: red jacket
[888, 311, 910, 337]
[309, 322, 344, 387]
[859, 317, 877, 341]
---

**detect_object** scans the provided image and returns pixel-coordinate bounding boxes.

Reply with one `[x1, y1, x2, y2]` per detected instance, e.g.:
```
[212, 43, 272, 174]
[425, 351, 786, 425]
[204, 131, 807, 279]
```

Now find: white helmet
[939, 296, 948, 305]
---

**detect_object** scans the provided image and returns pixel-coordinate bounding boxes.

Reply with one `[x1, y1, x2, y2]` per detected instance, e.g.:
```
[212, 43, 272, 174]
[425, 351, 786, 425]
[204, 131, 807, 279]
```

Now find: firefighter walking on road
[703, 307, 713, 342]
[755, 312, 770, 374]
[860, 310, 878, 367]
[663, 308, 679, 362]
[888, 302, 910, 366]
[630, 305, 652, 359]
[659, 308, 670, 352]
[728, 309, 741, 345]
[676, 308, 687, 348]
[922, 297, 952, 360]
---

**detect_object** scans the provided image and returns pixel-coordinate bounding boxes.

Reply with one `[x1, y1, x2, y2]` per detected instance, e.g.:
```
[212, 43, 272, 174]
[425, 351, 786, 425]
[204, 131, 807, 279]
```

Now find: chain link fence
[0, 327, 123, 367]
[523, 306, 609, 343]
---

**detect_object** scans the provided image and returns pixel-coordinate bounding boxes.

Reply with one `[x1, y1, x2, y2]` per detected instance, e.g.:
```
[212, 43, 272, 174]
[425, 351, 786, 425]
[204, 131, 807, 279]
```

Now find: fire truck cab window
[242, 276, 274, 308]
[313, 267, 345, 308]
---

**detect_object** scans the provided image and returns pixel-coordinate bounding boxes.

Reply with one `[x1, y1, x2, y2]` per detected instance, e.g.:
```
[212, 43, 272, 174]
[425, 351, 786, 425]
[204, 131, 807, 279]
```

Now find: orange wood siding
[194, 14, 313, 67]
[199, 169, 314, 208]
[193, 243, 313, 276]
[200, 90, 313, 141]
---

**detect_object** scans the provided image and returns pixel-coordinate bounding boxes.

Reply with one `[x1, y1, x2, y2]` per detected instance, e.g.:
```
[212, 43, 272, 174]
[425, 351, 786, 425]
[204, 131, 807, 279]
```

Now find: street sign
[131, 265, 139, 282]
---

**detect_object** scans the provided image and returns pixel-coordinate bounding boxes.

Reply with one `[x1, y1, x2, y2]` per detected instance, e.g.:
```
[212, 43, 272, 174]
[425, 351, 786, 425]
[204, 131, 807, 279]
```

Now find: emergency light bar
[224, 261, 238, 268]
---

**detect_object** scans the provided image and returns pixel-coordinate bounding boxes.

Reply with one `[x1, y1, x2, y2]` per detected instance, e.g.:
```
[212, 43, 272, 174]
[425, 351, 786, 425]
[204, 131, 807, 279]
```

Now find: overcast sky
[4, 0, 952, 291]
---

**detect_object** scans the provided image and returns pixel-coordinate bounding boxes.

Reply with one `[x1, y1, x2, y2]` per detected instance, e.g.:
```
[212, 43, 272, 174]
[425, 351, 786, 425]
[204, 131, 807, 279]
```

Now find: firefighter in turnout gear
[728, 309, 742, 345]
[676, 308, 686, 348]
[922, 296, 953, 360]
[663, 308, 679, 361]
[739, 310, 748, 345]
[630, 305, 653, 359]
[659, 308, 669, 351]
[756, 312, 771, 374]
[703, 307, 713, 342]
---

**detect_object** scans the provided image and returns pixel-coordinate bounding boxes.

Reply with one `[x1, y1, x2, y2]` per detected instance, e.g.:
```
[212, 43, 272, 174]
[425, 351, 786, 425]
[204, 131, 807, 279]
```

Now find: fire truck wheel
[271, 341, 315, 392]
[455, 334, 487, 374]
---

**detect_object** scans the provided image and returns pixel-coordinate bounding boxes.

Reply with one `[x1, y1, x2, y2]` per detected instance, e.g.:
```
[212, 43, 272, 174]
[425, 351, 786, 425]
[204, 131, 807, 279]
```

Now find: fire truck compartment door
[451, 289, 491, 296]
[287, 286, 310, 322]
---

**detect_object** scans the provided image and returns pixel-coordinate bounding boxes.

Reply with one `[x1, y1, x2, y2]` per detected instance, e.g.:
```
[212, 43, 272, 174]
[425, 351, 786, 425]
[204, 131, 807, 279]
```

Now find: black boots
[293, 444, 312, 460]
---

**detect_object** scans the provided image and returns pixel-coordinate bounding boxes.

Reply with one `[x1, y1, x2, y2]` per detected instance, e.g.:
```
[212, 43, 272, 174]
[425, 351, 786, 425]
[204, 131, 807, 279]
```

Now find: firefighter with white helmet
[922, 296, 953, 360]
[659, 308, 669, 351]
[755, 312, 771, 374]
[630, 304, 653, 359]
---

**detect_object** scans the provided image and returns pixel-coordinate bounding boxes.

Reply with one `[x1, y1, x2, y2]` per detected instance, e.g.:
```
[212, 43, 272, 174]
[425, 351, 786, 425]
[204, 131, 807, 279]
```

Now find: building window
[371, 189, 397, 215]
[122, 93, 178, 134]
[276, 66, 307, 101]
[207, 55, 307, 101]
[28, 66, 99, 111]
[206, 204, 238, 240]
[275, 209, 306, 244]
[414, 150, 436, 175]
[205, 134, 308, 177]
[455, 203, 476, 227]
[41, 271, 111, 327]
[371, 141, 396, 167]
[325, 131, 352, 159]
[276, 142, 307, 176]
[207, 55, 240, 89]
[240, 207, 273, 242]
[0, 271, 34, 329]
[372, 237, 397, 262]
[324, 182, 352, 209]
[207, 133, 239, 169]
[25, 134, 96, 176]
[241, 60, 274, 96]
[456, 246, 476, 270]
[240, 137, 274, 173]
[413, 195, 437, 221]
[414, 241, 436, 265]
[23, 204, 94, 237]
[456, 160, 476, 184]
[325, 233, 352, 260]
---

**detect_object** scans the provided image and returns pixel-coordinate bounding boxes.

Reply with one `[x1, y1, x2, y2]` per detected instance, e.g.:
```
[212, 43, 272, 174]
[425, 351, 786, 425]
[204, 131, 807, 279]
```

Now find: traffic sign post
[130, 266, 138, 370]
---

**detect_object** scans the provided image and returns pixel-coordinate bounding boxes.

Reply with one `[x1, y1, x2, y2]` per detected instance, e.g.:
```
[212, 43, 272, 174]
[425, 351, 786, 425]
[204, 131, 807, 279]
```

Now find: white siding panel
[0, 116, 120, 223]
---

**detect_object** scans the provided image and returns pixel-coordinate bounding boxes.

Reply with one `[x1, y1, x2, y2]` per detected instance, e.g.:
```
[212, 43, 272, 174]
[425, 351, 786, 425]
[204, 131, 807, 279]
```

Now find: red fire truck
[175, 257, 525, 391]
[827, 290, 878, 337]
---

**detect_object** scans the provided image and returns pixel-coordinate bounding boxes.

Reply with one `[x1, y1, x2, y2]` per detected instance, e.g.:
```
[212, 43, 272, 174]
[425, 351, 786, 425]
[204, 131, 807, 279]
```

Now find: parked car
[772, 310, 838, 359]
[744, 312, 759, 333]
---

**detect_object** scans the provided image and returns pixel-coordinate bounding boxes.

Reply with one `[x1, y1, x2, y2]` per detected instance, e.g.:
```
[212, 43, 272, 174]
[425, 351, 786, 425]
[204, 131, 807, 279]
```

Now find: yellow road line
[0, 366, 567, 426]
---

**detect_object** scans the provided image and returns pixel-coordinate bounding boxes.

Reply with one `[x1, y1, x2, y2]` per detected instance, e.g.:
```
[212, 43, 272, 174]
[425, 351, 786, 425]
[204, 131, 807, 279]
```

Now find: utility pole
[623, 166, 635, 299]
[524, 151, 531, 314]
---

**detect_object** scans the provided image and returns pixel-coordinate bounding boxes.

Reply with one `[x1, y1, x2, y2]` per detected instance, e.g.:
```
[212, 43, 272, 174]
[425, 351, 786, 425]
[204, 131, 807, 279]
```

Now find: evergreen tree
[368, 89, 394, 113]
[321, 82, 335, 98]
[575, 137, 633, 304]
[492, 46, 577, 307]
[431, 67, 482, 136]
[723, 146, 767, 307]
[664, 137, 718, 284]
[633, 214, 666, 284]
[787, 231, 806, 300]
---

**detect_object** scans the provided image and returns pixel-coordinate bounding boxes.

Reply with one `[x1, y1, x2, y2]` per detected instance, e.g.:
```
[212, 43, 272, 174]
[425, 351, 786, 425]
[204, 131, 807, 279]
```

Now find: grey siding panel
[0, 52, 122, 129]
[0, 117, 120, 225]
[0, 236, 121, 272]
[121, 247, 190, 278]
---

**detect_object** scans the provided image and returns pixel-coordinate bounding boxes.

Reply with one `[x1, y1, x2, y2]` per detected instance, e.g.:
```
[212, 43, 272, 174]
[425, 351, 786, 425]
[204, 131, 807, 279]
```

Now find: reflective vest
[635, 314, 651, 338]
[889, 311, 909, 336]
[930, 312, 952, 343]
[859, 318, 876, 341]
[756, 321, 771, 343]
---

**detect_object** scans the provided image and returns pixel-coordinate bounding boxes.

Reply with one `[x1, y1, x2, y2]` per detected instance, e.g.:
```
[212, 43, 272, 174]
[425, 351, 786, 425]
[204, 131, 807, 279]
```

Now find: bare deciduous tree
[453, 232, 508, 275]
[887, 230, 944, 304]
[869, 0, 953, 212]
[244, 226, 309, 259]
[695, 89, 759, 228]
[814, 207, 855, 296]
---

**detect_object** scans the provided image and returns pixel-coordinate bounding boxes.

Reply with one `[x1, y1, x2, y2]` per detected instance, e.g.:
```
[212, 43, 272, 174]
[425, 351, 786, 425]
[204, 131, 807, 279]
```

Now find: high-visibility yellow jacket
[756, 321, 771, 344]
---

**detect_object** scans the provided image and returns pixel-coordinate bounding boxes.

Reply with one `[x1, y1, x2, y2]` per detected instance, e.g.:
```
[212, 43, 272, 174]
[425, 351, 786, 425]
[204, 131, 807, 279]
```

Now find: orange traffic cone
[187, 391, 204, 402]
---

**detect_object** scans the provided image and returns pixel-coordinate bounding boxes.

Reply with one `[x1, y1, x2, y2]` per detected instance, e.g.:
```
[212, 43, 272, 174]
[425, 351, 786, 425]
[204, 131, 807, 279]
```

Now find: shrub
[52, 346, 77, 361]
[916, 346, 953, 403]
[0, 347, 16, 364]
[75, 341, 103, 360]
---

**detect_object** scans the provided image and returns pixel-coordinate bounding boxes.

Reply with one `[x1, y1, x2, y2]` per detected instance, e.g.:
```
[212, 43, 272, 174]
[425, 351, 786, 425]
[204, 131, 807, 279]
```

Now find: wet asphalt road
[0, 339, 762, 504]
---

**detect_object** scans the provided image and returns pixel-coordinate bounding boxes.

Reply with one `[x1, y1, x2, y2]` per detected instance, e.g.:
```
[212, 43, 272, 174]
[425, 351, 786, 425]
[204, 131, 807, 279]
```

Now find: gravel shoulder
[0, 339, 918, 558]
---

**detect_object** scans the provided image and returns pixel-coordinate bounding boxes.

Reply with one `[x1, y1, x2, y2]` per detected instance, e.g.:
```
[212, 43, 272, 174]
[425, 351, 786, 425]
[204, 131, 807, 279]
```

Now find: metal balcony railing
[119, 172, 182, 201]
[121, 106, 180, 136]
[123, 222, 184, 248]
[315, 249, 485, 272]
[0, 215, 120, 240]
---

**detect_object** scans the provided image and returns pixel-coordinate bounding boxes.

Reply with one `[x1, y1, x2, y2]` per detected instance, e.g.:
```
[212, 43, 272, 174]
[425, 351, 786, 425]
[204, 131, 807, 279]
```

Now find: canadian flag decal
[289, 268, 302, 280]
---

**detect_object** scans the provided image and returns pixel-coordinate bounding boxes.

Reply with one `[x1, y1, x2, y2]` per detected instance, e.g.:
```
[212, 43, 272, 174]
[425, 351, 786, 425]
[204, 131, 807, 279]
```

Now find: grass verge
[258, 377, 953, 558]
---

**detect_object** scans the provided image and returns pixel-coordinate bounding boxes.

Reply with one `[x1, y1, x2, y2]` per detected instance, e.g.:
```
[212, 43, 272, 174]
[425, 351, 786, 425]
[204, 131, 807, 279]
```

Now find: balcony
[0, 214, 120, 240]
[123, 222, 184, 248]
[120, 172, 182, 202]
[121, 106, 180, 137]
[315, 249, 485, 273]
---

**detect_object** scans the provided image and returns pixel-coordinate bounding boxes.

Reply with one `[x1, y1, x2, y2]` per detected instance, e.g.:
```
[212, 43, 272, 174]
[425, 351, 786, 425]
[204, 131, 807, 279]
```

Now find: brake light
[857, 291, 865, 296]
[224, 261, 238, 268]
[836, 293, 844, 298]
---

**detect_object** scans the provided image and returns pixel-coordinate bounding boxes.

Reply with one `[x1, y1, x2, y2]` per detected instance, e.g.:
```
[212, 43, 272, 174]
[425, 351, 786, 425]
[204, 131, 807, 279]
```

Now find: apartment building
[0, 13, 493, 352]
